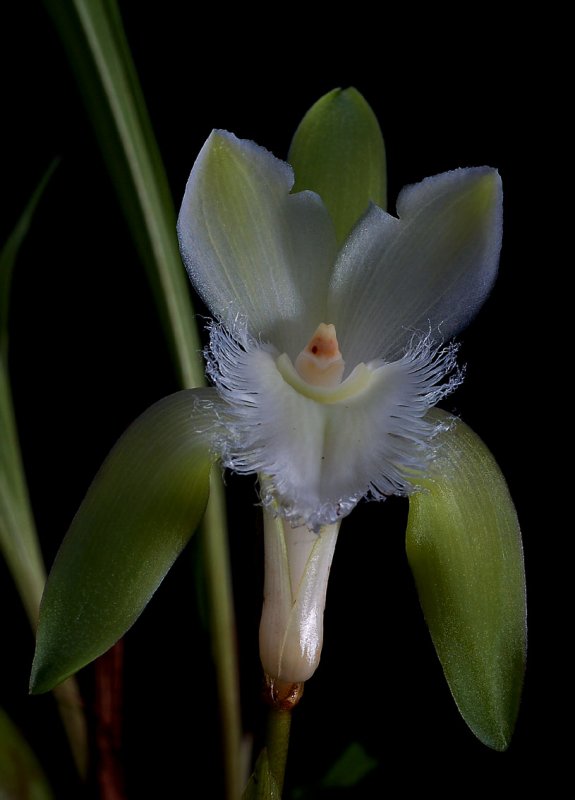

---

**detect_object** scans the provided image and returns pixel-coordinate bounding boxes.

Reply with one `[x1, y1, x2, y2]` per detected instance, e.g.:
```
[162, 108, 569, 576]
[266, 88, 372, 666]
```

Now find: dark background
[3, 5, 557, 798]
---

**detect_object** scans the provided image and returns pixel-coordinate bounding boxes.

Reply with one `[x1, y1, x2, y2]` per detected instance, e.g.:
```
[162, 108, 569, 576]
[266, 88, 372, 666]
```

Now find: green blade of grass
[0, 164, 57, 624]
[45, 0, 203, 388]
[1, 164, 88, 777]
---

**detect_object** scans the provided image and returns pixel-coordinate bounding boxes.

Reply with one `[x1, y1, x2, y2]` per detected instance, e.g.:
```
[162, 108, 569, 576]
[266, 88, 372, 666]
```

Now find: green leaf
[44, 0, 203, 389]
[45, 4, 241, 791]
[406, 409, 526, 750]
[0, 706, 54, 799]
[1, 164, 58, 625]
[0, 364, 46, 627]
[1, 162, 88, 777]
[30, 389, 216, 694]
[288, 87, 387, 245]
[321, 742, 377, 789]
[242, 750, 281, 800]
[1, 160, 59, 358]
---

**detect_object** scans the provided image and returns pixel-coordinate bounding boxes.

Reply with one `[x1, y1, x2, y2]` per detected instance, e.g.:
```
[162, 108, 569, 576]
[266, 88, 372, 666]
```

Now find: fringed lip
[205, 319, 462, 530]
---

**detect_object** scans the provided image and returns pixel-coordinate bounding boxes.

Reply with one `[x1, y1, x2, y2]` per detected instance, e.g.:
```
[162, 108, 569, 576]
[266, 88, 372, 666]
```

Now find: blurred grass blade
[31, 389, 215, 694]
[288, 87, 387, 245]
[1, 160, 58, 359]
[0, 366, 45, 626]
[1, 163, 57, 626]
[406, 410, 526, 750]
[1, 164, 88, 776]
[44, 0, 203, 389]
[0, 706, 54, 799]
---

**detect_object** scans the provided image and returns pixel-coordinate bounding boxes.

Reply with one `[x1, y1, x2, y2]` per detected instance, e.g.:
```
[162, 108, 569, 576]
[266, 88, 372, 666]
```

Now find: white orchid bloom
[32, 93, 521, 758]
[177, 130, 502, 688]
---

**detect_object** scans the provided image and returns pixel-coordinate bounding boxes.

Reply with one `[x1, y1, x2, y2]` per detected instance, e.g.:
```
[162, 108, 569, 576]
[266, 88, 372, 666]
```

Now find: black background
[3, 5, 558, 798]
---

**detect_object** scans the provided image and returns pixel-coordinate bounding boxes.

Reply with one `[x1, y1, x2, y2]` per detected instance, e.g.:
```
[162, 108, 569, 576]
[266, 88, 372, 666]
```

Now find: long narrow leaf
[44, 0, 203, 389]
[0, 162, 57, 624]
[1, 161, 59, 358]
[0, 365, 45, 626]
[44, 4, 241, 796]
[1, 165, 88, 776]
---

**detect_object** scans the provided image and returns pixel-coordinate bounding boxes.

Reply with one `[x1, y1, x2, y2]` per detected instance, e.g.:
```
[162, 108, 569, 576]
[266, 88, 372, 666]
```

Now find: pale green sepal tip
[30, 389, 216, 695]
[406, 409, 526, 751]
[288, 87, 387, 245]
[242, 750, 281, 800]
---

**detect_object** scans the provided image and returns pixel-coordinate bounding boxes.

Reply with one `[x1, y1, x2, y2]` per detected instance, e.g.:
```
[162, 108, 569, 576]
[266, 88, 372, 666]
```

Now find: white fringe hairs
[205, 318, 462, 530]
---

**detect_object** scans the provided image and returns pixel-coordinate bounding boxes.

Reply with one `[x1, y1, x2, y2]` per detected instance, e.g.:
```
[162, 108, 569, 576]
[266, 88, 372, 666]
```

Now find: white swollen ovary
[259, 512, 340, 685]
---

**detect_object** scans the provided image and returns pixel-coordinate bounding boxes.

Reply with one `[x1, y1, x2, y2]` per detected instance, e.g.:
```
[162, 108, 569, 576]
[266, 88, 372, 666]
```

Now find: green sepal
[288, 87, 387, 245]
[0, 706, 54, 799]
[406, 409, 526, 750]
[30, 389, 216, 694]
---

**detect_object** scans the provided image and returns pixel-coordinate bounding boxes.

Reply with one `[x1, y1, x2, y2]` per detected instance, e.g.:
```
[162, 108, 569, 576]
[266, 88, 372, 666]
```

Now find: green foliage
[41, 4, 240, 793]
[1, 162, 89, 777]
[44, 0, 203, 388]
[0, 707, 54, 799]
[0, 166, 57, 627]
[321, 743, 377, 789]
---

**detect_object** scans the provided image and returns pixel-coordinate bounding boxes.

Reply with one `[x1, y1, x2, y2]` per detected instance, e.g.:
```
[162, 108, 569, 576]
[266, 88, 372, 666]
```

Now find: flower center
[276, 322, 375, 405]
[294, 323, 345, 387]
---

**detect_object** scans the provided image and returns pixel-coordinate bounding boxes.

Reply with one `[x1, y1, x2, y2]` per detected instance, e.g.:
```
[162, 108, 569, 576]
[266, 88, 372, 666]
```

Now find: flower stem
[265, 707, 292, 796]
[201, 473, 243, 800]
[263, 677, 303, 796]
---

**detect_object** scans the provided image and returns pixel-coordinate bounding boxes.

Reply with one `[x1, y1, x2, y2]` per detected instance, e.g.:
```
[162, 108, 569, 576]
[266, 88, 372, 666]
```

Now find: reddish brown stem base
[93, 640, 126, 800]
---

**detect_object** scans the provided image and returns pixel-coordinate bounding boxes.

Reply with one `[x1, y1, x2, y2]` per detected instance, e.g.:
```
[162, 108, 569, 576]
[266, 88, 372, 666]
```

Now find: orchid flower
[31, 90, 525, 762]
[175, 126, 502, 689]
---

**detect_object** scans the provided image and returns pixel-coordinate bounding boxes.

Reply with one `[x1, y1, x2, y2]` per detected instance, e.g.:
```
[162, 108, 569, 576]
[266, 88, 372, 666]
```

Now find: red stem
[94, 640, 126, 800]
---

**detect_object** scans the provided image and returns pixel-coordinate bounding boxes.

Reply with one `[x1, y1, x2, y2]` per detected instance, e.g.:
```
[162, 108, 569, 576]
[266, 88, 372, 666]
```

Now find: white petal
[328, 168, 503, 365]
[177, 131, 337, 355]
[206, 323, 462, 530]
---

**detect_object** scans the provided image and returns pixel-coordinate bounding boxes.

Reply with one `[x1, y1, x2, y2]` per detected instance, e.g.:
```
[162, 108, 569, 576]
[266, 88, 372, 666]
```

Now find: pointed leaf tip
[406, 410, 526, 750]
[30, 389, 218, 694]
[288, 87, 387, 245]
